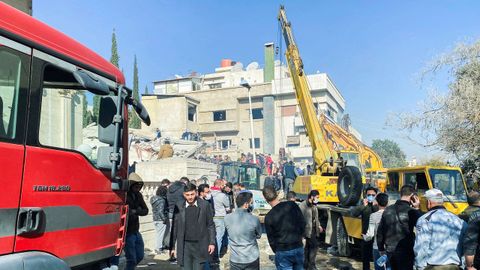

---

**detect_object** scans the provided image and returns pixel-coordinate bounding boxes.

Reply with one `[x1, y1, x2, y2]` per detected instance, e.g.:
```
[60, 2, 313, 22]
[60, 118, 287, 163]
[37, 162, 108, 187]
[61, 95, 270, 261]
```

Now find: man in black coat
[170, 183, 216, 270]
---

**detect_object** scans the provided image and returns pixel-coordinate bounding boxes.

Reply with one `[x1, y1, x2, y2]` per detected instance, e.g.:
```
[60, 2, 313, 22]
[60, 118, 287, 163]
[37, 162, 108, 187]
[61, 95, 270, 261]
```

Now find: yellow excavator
[278, 5, 468, 257]
[320, 114, 387, 191]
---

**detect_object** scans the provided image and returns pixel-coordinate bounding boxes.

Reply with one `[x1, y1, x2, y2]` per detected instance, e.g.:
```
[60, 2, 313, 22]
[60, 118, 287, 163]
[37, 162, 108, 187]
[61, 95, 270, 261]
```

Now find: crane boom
[278, 6, 336, 169]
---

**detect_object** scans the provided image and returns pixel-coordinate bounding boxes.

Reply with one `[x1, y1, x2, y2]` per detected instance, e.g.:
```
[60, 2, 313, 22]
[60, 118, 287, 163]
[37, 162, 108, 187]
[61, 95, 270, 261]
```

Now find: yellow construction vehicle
[279, 6, 364, 206]
[278, 5, 469, 257]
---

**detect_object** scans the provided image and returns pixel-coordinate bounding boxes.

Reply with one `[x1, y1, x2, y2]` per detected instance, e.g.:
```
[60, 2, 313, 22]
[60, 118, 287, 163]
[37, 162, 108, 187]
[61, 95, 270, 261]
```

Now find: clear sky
[33, 1, 480, 161]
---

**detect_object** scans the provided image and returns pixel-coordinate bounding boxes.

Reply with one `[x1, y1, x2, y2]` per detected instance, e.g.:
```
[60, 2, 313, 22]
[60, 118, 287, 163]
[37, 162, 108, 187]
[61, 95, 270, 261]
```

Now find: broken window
[213, 110, 226, 121]
[188, 103, 197, 122]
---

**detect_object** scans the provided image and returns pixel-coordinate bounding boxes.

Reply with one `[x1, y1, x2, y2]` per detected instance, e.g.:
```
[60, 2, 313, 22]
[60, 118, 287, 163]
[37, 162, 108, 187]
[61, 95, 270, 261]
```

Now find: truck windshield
[222, 164, 238, 183]
[429, 169, 467, 202]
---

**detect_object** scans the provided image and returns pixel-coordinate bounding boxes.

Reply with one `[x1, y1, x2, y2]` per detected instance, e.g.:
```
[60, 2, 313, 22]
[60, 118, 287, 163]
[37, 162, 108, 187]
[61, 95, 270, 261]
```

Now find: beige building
[142, 43, 354, 162]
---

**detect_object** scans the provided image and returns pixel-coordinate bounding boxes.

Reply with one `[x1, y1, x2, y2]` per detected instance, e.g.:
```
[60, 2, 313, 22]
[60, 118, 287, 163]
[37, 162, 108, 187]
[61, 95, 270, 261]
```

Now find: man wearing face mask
[224, 191, 262, 270]
[351, 187, 378, 270]
[299, 190, 324, 270]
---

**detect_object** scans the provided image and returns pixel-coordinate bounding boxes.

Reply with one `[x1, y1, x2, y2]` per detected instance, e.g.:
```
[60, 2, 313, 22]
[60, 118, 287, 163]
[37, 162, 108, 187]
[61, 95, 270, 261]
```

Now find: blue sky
[33, 1, 480, 161]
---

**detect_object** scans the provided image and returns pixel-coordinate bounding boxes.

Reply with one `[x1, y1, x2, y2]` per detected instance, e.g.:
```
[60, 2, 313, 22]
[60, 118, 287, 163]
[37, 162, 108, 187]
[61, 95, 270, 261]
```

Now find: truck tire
[337, 166, 362, 206]
[336, 217, 351, 257]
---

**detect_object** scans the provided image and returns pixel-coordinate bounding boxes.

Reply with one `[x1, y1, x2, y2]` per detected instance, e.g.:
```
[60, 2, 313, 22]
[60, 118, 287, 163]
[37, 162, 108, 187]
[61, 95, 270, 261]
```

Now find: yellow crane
[278, 6, 468, 257]
[278, 5, 363, 205]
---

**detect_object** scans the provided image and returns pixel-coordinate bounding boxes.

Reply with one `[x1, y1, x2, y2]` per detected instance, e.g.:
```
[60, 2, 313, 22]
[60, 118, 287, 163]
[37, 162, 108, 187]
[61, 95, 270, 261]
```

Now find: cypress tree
[129, 55, 141, 129]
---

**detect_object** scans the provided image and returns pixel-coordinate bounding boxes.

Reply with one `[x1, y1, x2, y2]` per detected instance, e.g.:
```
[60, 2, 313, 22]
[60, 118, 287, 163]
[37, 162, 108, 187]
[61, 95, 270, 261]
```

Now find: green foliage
[80, 92, 94, 127]
[92, 95, 100, 124]
[129, 55, 141, 129]
[420, 156, 448, 166]
[110, 29, 120, 68]
[144, 85, 149, 95]
[371, 139, 407, 168]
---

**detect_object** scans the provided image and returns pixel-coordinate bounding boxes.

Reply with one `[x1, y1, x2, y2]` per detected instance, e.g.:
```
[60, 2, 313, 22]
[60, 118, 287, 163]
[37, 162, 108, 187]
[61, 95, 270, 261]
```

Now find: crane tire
[336, 216, 352, 257]
[337, 166, 363, 206]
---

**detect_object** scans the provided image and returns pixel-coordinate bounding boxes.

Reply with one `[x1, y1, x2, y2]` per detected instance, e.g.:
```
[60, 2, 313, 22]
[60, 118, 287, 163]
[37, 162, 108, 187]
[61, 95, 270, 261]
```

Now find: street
[128, 236, 363, 270]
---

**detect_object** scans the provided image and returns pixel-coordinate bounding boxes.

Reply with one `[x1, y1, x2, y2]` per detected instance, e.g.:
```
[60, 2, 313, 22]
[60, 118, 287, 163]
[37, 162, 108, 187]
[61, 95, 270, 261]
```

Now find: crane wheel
[336, 216, 352, 257]
[337, 166, 363, 206]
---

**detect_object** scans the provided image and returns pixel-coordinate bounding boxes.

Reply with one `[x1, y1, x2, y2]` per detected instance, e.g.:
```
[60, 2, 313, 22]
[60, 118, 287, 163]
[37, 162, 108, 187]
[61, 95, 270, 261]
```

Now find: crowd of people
[102, 169, 480, 270]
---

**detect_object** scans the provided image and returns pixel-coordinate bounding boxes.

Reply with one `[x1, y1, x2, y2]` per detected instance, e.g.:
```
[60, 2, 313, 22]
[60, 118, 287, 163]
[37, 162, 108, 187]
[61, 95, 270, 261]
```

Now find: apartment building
[142, 43, 356, 162]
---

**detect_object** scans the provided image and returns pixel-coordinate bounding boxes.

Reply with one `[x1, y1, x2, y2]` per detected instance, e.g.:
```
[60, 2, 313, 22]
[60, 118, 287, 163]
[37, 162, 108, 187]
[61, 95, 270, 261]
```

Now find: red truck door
[13, 52, 125, 267]
[0, 38, 31, 255]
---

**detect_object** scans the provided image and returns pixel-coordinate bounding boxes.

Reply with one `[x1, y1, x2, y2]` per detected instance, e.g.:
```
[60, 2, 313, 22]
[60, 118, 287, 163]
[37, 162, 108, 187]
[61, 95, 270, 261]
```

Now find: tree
[93, 29, 120, 123]
[419, 156, 448, 166]
[371, 139, 407, 168]
[110, 29, 120, 68]
[129, 55, 141, 129]
[80, 92, 94, 128]
[144, 85, 149, 95]
[392, 40, 480, 165]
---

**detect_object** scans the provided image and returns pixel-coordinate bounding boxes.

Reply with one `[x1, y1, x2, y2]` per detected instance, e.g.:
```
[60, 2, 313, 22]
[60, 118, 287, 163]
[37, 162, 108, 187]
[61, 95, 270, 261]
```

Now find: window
[249, 138, 261, 149]
[429, 169, 467, 201]
[0, 48, 27, 140]
[404, 172, 429, 192]
[251, 108, 263, 120]
[188, 103, 197, 122]
[217, 139, 231, 150]
[387, 172, 400, 200]
[213, 110, 226, 121]
[208, 83, 222, 89]
[39, 65, 108, 165]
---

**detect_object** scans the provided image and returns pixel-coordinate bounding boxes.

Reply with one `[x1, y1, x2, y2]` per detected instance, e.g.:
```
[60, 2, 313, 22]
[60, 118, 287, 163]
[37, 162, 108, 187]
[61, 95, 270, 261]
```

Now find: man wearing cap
[125, 173, 149, 270]
[414, 188, 466, 270]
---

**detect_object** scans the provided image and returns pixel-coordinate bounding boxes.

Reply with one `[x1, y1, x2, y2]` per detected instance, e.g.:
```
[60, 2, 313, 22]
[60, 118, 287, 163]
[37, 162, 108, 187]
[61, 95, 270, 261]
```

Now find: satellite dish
[246, 62, 259, 71]
[231, 62, 243, 72]
[174, 74, 183, 79]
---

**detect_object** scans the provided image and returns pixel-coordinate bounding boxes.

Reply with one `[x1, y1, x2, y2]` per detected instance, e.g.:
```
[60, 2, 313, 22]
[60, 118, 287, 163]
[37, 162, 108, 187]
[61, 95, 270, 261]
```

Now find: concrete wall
[135, 157, 217, 183]
[142, 96, 188, 138]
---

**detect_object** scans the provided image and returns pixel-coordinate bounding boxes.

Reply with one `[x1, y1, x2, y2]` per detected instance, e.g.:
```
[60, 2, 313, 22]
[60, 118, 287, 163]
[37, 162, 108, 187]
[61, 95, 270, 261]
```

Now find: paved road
[127, 236, 364, 270]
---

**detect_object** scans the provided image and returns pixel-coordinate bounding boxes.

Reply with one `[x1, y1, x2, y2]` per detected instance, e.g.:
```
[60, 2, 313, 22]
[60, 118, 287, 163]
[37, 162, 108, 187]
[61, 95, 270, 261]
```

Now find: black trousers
[304, 237, 319, 270]
[230, 258, 260, 270]
[388, 251, 414, 270]
[183, 241, 204, 270]
[362, 240, 373, 270]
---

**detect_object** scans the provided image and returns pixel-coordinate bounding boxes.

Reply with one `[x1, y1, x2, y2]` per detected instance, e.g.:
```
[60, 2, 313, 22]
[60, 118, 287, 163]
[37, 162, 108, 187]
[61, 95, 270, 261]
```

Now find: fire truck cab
[0, 3, 149, 269]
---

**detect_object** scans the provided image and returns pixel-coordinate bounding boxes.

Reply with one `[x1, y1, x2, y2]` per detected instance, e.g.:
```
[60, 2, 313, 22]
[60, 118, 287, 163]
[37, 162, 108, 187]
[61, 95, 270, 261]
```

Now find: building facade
[143, 43, 353, 162]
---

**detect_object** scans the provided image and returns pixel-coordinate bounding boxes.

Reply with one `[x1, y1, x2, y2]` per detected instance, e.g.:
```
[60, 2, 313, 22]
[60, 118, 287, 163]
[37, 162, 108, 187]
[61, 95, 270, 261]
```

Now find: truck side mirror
[73, 69, 110, 96]
[97, 146, 123, 170]
[97, 96, 123, 171]
[98, 96, 122, 145]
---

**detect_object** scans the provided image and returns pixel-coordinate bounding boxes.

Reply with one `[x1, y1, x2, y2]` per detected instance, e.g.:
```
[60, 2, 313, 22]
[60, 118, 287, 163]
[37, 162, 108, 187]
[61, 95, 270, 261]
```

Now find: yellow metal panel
[293, 175, 339, 203]
[343, 216, 362, 239]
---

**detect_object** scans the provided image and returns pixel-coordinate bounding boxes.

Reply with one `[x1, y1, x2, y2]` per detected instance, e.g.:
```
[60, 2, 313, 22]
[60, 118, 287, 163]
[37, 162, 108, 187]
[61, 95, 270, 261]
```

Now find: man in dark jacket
[282, 161, 297, 195]
[166, 176, 189, 262]
[150, 185, 168, 254]
[351, 186, 378, 270]
[464, 208, 480, 270]
[125, 173, 149, 270]
[460, 191, 480, 222]
[376, 184, 421, 270]
[171, 183, 216, 270]
[263, 186, 306, 270]
[299, 190, 323, 270]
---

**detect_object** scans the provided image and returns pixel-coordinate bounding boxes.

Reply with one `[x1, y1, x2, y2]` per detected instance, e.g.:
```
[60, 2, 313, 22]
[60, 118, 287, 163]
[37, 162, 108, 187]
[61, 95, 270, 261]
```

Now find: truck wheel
[336, 217, 351, 257]
[337, 166, 362, 206]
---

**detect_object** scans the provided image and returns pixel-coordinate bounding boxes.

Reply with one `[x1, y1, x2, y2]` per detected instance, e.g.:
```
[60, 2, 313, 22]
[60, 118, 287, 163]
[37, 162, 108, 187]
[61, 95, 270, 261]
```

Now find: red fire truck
[0, 2, 150, 269]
